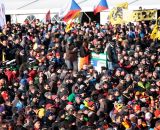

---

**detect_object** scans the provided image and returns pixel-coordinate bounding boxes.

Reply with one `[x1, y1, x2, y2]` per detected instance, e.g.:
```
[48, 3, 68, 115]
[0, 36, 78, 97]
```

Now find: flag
[108, 2, 128, 25]
[46, 10, 51, 22]
[59, 0, 81, 22]
[94, 0, 108, 15]
[150, 24, 158, 40]
[65, 12, 80, 32]
[116, 2, 128, 9]
[0, 3, 6, 28]
[2, 49, 5, 62]
[65, 21, 73, 33]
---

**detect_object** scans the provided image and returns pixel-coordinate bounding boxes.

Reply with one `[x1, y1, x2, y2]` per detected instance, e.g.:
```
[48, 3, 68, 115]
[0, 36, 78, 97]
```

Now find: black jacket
[79, 46, 90, 58]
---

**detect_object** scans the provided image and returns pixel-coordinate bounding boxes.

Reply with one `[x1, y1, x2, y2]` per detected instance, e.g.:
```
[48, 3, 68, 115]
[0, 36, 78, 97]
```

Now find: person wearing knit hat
[154, 110, 160, 119]
[68, 93, 75, 103]
[1, 91, 9, 101]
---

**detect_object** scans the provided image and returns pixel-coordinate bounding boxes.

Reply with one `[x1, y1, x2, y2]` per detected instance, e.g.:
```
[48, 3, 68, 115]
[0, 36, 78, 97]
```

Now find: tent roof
[2, 0, 160, 15]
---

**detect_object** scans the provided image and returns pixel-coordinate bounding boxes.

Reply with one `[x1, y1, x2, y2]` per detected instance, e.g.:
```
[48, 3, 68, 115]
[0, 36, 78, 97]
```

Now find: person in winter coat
[65, 38, 78, 71]
[104, 40, 118, 73]
[79, 41, 90, 70]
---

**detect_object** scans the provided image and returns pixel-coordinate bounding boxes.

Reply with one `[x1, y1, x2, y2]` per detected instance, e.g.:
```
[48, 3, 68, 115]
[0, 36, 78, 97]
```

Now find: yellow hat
[135, 91, 140, 96]
[38, 108, 45, 118]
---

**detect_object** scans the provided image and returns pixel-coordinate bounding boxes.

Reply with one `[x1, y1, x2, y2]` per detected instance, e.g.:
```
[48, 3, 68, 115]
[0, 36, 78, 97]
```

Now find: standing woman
[79, 41, 90, 70]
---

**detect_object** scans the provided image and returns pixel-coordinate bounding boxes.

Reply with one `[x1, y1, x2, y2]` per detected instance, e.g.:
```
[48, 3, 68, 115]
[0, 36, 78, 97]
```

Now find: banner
[150, 17, 160, 41]
[108, 2, 128, 25]
[91, 52, 107, 72]
[131, 9, 157, 21]
[109, 7, 124, 25]
[124, 9, 157, 22]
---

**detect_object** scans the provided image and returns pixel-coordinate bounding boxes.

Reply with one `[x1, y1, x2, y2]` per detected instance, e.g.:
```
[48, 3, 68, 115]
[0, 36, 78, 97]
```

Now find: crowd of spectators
[0, 20, 159, 130]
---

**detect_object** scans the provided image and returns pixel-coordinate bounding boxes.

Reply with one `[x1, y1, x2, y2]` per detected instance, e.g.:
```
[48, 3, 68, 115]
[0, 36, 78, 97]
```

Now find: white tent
[3, 0, 160, 15]
[2, 0, 160, 23]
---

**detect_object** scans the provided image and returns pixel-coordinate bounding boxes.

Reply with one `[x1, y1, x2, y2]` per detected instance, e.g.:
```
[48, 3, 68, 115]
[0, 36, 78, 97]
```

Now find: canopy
[3, 0, 160, 15]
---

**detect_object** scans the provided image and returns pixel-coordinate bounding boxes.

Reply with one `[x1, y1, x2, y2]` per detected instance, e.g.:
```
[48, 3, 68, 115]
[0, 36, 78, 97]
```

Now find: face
[75, 97, 81, 104]
[34, 121, 40, 129]
[55, 97, 60, 103]
[141, 59, 146, 64]
[156, 80, 160, 87]
[134, 53, 139, 58]
[0, 78, 4, 85]
[2, 40, 7, 46]
[116, 70, 121, 76]
[137, 118, 142, 125]
[121, 71, 125, 76]
[114, 91, 120, 97]
[126, 76, 131, 81]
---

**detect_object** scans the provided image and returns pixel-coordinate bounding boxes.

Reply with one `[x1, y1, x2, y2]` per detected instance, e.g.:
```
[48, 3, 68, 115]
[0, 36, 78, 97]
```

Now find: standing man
[65, 37, 78, 71]
[104, 39, 118, 74]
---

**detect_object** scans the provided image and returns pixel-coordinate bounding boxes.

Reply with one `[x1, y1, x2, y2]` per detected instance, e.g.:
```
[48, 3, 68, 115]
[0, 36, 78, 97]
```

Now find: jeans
[65, 60, 78, 71]
[107, 61, 118, 75]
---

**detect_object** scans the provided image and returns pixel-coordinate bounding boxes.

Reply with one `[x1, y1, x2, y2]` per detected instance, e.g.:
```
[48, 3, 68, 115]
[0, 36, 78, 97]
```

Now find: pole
[83, 12, 91, 23]
[128, 0, 140, 5]
[16, 0, 40, 10]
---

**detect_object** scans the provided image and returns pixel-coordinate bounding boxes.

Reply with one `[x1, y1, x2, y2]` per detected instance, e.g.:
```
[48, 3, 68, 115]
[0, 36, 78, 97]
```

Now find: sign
[109, 7, 124, 25]
[124, 9, 157, 22]
[91, 53, 107, 72]
[132, 9, 157, 21]
[108, 2, 128, 25]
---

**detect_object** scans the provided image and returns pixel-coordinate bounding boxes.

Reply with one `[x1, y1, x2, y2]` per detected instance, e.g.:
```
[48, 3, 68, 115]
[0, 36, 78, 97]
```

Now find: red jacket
[28, 70, 37, 79]
[5, 70, 13, 82]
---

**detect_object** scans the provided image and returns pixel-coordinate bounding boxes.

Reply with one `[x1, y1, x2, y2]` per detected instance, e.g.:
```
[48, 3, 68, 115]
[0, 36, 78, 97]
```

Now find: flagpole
[128, 0, 140, 5]
[83, 12, 91, 23]
[16, 0, 40, 10]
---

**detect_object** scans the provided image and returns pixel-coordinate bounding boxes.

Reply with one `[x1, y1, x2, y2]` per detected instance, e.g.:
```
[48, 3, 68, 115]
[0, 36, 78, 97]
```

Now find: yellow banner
[116, 2, 128, 9]
[109, 7, 124, 25]
[150, 17, 160, 41]
[124, 9, 157, 22]
[109, 2, 128, 25]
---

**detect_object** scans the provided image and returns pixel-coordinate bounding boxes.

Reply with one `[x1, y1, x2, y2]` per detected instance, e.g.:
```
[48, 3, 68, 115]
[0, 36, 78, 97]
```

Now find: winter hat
[44, 92, 52, 98]
[145, 112, 152, 121]
[46, 103, 54, 109]
[87, 101, 94, 107]
[1, 91, 9, 101]
[154, 109, 160, 118]
[80, 104, 85, 110]
[20, 79, 28, 86]
[38, 108, 45, 118]
[134, 105, 141, 112]
[68, 93, 75, 102]
[16, 101, 23, 110]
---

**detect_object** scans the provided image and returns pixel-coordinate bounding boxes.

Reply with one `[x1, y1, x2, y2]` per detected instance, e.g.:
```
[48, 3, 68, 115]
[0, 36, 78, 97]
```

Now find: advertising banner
[91, 52, 107, 72]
